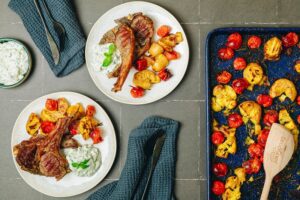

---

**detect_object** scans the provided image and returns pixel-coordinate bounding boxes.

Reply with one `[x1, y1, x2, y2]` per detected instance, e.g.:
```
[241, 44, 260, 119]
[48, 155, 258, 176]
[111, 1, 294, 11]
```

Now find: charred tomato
[213, 162, 228, 177]
[226, 32, 242, 50]
[211, 131, 225, 145]
[216, 71, 232, 84]
[233, 57, 247, 70]
[242, 158, 262, 174]
[258, 129, 270, 147]
[232, 78, 249, 94]
[228, 113, 243, 128]
[263, 110, 278, 127]
[257, 94, 273, 107]
[282, 32, 299, 47]
[218, 47, 234, 60]
[247, 35, 262, 49]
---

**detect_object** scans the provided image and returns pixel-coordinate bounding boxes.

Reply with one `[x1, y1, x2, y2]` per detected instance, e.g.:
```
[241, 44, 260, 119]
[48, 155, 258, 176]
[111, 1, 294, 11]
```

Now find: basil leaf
[82, 159, 90, 165]
[108, 44, 116, 54]
[72, 162, 79, 168]
[104, 52, 111, 57]
[102, 56, 112, 67]
[81, 164, 89, 169]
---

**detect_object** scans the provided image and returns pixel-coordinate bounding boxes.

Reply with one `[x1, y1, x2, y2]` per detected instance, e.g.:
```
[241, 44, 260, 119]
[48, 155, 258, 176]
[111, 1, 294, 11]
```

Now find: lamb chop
[112, 25, 135, 92]
[14, 117, 72, 180]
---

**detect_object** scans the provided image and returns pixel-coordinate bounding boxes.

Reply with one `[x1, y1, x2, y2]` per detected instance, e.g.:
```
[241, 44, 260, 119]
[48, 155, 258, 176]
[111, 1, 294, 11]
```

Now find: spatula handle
[260, 176, 273, 200]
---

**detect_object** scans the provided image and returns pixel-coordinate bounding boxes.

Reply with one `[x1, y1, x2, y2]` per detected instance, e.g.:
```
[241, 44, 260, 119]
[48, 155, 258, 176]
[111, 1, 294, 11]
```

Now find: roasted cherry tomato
[242, 158, 262, 174]
[41, 121, 55, 134]
[135, 58, 148, 71]
[247, 35, 262, 49]
[227, 113, 243, 128]
[90, 127, 103, 144]
[282, 32, 299, 47]
[226, 32, 242, 50]
[218, 47, 234, 60]
[130, 86, 145, 98]
[212, 180, 225, 196]
[164, 51, 180, 60]
[157, 25, 171, 37]
[233, 57, 247, 70]
[297, 115, 300, 124]
[211, 131, 225, 145]
[69, 121, 79, 135]
[248, 143, 264, 159]
[213, 162, 228, 177]
[86, 105, 96, 117]
[45, 99, 58, 111]
[258, 129, 270, 147]
[216, 71, 232, 84]
[232, 78, 249, 94]
[263, 110, 278, 127]
[256, 94, 273, 107]
[297, 96, 300, 105]
[158, 69, 172, 81]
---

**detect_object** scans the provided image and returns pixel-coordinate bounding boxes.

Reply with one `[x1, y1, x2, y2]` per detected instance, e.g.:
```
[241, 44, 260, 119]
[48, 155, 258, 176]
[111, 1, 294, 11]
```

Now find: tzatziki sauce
[0, 41, 29, 85]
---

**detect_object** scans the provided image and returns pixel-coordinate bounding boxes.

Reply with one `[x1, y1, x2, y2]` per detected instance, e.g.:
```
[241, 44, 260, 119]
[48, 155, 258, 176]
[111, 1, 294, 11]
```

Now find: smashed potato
[26, 113, 41, 135]
[234, 168, 246, 184]
[222, 175, 242, 200]
[264, 37, 282, 61]
[149, 42, 164, 57]
[214, 125, 237, 158]
[41, 109, 64, 123]
[243, 63, 264, 90]
[133, 70, 160, 90]
[152, 54, 169, 72]
[239, 101, 261, 135]
[269, 78, 297, 102]
[57, 97, 69, 114]
[212, 85, 237, 113]
[78, 116, 100, 140]
[158, 32, 183, 52]
[67, 103, 85, 119]
[279, 109, 299, 150]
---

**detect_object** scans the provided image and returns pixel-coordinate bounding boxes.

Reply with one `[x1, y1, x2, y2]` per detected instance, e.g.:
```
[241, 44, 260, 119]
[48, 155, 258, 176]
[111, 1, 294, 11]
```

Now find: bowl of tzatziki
[0, 38, 32, 88]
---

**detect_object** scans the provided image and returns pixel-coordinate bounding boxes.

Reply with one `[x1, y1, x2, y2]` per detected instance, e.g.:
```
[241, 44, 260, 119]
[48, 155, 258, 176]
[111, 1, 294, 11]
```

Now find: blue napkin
[9, 0, 86, 77]
[88, 116, 180, 200]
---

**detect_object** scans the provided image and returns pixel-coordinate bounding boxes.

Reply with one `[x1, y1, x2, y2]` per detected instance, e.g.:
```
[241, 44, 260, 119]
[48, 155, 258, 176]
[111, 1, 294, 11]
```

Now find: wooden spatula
[260, 123, 295, 200]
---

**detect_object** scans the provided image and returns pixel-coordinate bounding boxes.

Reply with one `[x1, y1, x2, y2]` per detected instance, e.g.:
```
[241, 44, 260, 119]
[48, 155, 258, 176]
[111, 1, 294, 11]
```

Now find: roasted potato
[57, 97, 69, 114]
[234, 168, 246, 184]
[264, 37, 282, 61]
[175, 32, 183, 43]
[67, 103, 85, 119]
[215, 125, 237, 158]
[26, 113, 41, 135]
[158, 33, 182, 52]
[222, 176, 242, 200]
[212, 85, 237, 113]
[152, 54, 169, 72]
[295, 63, 300, 73]
[279, 109, 299, 150]
[269, 78, 297, 102]
[149, 42, 164, 57]
[133, 70, 160, 90]
[41, 109, 64, 123]
[238, 101, 261, 135]
[243, 63, 264, 90]
[77, 116, 100, 140]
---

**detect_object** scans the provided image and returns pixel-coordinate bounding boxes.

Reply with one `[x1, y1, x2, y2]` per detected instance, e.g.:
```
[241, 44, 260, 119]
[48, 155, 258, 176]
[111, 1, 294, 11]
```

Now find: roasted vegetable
[269, 78, 297, 102]
[239, 101, 262, 135]
[26, 113, 41, 135]
[279, 109, 299, 150]
[222, 176, 242, 200]
[152, 54, 169, 72]
[243, 63, 264, 90]
[158, 33, 182, 52]
[149, 42, 164, 57]
[41, 109, 65, 123]
[234, 168, 246, 184]
[67, 103, 85, 120]
[77, 116, 100, 140]
[133, 70, 160, 90]
[295, 63, 300, 73]
[57, 97, 69, 114]
[212, 85, 237, 113]
[264, 37, 282, 61]
[214, 125, 237, 158]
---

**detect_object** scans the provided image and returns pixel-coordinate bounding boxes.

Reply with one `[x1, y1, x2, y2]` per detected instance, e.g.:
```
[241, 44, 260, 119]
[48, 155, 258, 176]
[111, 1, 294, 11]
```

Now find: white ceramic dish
[85, 1, 189, 105]
[11, 92, 117, 197]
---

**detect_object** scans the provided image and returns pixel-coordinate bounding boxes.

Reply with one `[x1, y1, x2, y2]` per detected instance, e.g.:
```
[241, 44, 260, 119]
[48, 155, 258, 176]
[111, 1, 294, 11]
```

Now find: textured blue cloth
[88, 116, 180, 200]
[9, 0, 86, 77]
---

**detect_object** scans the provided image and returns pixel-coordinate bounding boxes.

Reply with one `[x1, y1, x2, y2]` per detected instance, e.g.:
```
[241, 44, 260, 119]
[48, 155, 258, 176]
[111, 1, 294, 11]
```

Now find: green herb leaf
[104, 52, 111, 57]
[102, 56, 112, 67]
[82, 159, 90, 165]
[80, 164, 89, 169]
[108, 44, 116, 54]
[72, 162, 79, 168]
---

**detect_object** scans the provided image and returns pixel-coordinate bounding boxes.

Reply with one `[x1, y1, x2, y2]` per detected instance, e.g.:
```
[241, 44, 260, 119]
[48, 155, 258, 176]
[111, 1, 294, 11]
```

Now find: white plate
[11, 92, 117, 197]
[85, 1, 189, 105]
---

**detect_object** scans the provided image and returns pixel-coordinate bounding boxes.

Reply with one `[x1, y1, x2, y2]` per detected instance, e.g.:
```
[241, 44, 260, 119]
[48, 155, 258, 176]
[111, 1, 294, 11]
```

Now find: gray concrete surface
[0, 0, 298, 199]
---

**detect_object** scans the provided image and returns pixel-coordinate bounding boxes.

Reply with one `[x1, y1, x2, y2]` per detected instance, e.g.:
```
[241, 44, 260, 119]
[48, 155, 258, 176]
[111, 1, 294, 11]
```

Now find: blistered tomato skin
[263, 110, 278, 127]
[213, 162, 228, 177]
[226, 32, 242, 50]
[228, 113, 243, 128]
[232, 78, 249, 94]
[216, 71, 232, 84]
[258, 129, 270, 147]
[233, 57, 247, 70]
[248, 143, 264, 158]
[297, 96, 300, 105]
[130, 87, 145, 98]
[242, 158, 262, 174]
[248, 35, 262, 49]
[282, 32, 299, 47]
[212, 180, 225, 196]
[218, 47, 234, 60]
[257, 94, 273, 107]
[211, 131, 225, 145]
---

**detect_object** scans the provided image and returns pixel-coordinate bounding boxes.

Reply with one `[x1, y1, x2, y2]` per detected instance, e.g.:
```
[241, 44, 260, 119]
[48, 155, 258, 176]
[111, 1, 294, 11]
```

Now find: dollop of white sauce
[65, 145, 101, 177]
[0, 41, 29, 85]
[92, 43, 122, 74]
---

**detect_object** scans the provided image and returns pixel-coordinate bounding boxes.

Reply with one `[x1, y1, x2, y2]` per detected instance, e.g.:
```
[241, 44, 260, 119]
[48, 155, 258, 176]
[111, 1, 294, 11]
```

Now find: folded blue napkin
[9, 0, 86, 77]
[88, 116, 180, 200]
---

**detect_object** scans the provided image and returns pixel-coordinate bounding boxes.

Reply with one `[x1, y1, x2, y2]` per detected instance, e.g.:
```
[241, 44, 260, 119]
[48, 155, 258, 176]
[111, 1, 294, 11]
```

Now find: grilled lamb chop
[112, 25, 135, 92]
[61, 134, 79, 149]
[14, 117, 72, 180]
